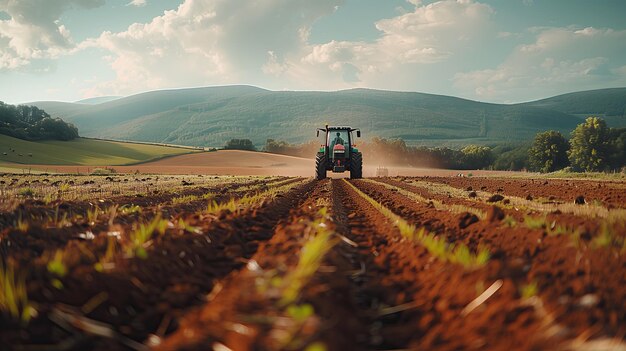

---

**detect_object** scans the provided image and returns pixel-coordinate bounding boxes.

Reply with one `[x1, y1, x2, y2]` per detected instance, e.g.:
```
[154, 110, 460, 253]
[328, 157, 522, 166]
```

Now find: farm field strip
[375, 177, 625, 252]
[0, 176, 292, 232]
[362, 178, 488, 220]
[1, 177, 315, 349]
[2, 175, 625, 350]
[1, 177, 307, 269]
[155, 180, 340, 350]
[417, 176, 626, 209]
[0, 174, 282, 212]
[331, 179, 556, 349]
[343, 179, 489, 267]
[351, 178, 626, 344]
[404, 178, 626, 221]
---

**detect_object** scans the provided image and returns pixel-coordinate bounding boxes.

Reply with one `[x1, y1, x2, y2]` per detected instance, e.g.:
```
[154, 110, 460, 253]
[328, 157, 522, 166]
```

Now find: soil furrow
[337, 179, 556, 350]
[352, 178, 626, 344]
[1, 179, 314, 350]
[417, 176, 626, 209]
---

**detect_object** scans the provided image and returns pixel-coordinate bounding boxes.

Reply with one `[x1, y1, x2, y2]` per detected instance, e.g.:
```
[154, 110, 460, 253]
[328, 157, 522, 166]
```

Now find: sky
[1, 0, 626, 104]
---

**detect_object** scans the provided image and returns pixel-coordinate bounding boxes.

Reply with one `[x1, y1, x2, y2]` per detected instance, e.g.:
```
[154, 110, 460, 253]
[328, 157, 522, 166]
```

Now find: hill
[31, 86, 626, 148]
[0, 134, 199, 166]
[75, 96, 122, 105]
[523, 87, 626, 126]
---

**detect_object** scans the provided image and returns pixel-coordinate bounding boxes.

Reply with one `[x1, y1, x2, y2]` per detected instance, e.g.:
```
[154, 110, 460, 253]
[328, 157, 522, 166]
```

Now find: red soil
[1, 175, 624, 350]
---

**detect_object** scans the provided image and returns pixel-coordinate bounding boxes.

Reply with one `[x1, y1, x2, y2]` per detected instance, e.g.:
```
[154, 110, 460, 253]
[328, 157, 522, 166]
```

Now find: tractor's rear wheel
[315, 153, 327, 180]
[350, 152, 362, 179]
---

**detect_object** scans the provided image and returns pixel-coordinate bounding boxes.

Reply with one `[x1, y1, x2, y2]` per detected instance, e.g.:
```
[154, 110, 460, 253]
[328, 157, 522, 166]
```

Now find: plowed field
[1, 174, 625, 351]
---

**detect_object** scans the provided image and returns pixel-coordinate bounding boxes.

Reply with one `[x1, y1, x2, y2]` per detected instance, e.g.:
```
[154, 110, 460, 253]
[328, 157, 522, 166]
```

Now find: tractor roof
[327, 126, 354, 130]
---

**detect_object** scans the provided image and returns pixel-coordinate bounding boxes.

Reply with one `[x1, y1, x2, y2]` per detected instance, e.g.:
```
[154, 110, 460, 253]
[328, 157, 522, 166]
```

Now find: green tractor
[315, 125, 362, 180]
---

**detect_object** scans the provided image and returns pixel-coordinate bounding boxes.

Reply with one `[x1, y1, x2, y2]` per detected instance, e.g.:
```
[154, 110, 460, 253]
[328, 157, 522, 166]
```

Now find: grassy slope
[31, 86, 625, 148]
[0, 135, 198, 165]
[35, 86, 626, 146]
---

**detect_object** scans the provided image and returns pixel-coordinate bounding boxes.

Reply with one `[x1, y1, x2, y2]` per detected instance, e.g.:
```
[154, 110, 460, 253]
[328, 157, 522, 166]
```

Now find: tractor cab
[315, 125, 362, 179]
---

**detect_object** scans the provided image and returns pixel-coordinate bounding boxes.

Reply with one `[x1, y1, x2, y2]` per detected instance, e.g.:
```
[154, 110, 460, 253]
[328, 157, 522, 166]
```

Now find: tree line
[528, 117, 625, 172]
[0, 102, 79, 141]
[257, 116, 625, 173]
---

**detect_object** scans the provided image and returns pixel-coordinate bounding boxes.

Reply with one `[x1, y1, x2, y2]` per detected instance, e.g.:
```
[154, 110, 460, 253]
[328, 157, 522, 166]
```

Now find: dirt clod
[487, 205, 505, 222]
[487, 194, 505, 203]
[575, 195, 585, 205]
[458, 212, 479, 229]
[468, 191, 477, 198]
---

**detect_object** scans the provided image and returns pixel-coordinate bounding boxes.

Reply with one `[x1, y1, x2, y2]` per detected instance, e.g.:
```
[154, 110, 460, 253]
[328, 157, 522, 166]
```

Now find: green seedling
[120, 204, 141, 215]
[523, 215, 547, 230]
[43, 193, 55, 205]
[46, 250, 67, 277]
[280, 209, 338, 306]
[171, 194, 199, 205]
[502, 215, 517, 228]
[0, 261, 36, 324]
[17, 187, 35, 197]
[95, 236, 118, 272]
[58, 183, 71, 192]
[16, 215, 29, 232]
[286, 303, 314, 323]
[520, 281, 538, 299]
[178, 218, 201, 234]
[128, 214, 168, 259]
[591, 221, 624, 250]
[86, 206, 101, 225]
[206, 198, 237, 214]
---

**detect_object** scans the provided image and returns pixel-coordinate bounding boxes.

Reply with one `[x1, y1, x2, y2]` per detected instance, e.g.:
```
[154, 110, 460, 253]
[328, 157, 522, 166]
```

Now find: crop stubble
[0, 174, 624, 350]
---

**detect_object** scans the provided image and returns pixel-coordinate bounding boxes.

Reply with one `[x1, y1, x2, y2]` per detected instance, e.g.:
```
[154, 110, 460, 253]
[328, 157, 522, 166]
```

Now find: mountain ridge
[28, 86, 626, 148]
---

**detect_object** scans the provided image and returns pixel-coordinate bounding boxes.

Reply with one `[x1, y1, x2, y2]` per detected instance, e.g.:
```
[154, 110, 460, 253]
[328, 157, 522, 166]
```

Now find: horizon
[2, 0, 626, 105]
[20, 84, 626, 106]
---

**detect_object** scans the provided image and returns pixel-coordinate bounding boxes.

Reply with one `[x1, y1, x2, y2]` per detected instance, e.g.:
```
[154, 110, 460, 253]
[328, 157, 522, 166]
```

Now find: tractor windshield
[328, 130, 349, 151]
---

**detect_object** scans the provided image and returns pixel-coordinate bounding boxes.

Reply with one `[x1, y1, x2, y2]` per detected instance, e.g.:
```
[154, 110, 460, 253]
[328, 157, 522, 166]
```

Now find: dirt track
[1, 175, 625, 350]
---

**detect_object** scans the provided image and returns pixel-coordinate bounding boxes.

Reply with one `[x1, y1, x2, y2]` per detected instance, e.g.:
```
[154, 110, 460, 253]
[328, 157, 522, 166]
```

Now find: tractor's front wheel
[315, 153, 327, 180]
[350, 152, 362, 179]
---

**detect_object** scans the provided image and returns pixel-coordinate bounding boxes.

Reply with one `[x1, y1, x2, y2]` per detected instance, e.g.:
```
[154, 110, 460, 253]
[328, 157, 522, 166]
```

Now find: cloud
[86, 0, 495, 95]
[126, 0, 147, 7]
[84, 0, 344, 95]
[454, 27, 626, 101]
[283, 0, 495, 89]
[0, 0, 104, 70]
[126, 0, 148, 7]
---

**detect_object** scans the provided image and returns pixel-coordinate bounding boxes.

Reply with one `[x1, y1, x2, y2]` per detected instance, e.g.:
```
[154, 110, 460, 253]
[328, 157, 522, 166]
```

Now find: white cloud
[84, 0, 344, 95]
[0, 0, 104, 70]
[86, 0, 495, 95]
[127, 0, 147, 7]
[282, 0, 495, 89]
[454, 27, 626, 101]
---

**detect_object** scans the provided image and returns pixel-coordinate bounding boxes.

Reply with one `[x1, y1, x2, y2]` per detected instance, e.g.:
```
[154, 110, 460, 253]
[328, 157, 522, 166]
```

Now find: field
[1, 173, 625, 350]
[3, 149, 530, 178]
[0, 135, 199, 166]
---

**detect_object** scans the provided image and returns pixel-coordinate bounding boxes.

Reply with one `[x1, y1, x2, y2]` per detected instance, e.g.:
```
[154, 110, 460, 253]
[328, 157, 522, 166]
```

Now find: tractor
[315, 125, 362, 180]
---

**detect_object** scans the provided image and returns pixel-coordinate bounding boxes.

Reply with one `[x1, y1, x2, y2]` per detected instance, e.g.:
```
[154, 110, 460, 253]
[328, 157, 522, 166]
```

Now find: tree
[493, 145, 530, 171]
[568, 117, 610, 172]
[608, 128, 626, 170]
[0, 101, 78, 141]
[460, 145, 493, 169]
[224, 138, 256, 151]
[528, 131, 569, 173]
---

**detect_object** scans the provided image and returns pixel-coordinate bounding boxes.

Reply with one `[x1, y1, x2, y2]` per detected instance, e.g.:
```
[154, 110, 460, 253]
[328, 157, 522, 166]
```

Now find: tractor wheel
[315, 153, 327, 180]
[350, 152, 362, 179]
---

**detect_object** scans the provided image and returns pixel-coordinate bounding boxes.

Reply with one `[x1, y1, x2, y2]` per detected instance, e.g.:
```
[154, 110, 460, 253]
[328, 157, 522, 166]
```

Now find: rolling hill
[0, 134, 200, 166]
[31, 86, 626, 148]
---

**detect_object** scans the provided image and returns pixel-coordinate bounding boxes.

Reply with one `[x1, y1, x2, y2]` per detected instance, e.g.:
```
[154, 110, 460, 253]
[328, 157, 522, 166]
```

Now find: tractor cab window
[328, 130, 349, 150]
